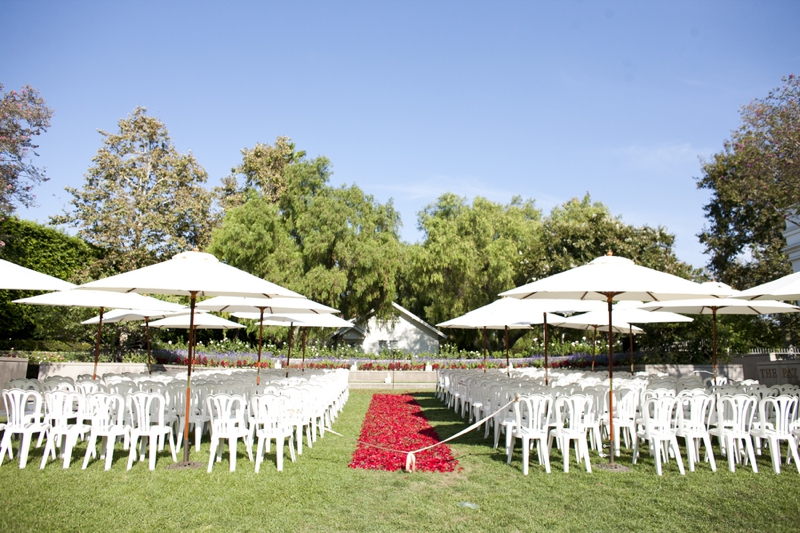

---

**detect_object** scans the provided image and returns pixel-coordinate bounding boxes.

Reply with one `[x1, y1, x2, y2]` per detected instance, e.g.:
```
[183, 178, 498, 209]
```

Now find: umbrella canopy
[74, 250, 304, 464]
[81, 305, 191, 375]
[148, 313, 245, 329]
[0, 258, 76, 291]
[639, 295, 800, 381]
[234, 312, 352, 328]
[14, 289, 184, 380]
[735, 271, 800, 301]
[437, 298, 604, 377]
[199, 296, 339, 382]
[551, 312, 651, 372]
[500, 255, 719, 302]
[197, 296, 337, 314]
[235, 312, 353, 371]
[499, 253, 724, 466]
[77, 250, 304, 299]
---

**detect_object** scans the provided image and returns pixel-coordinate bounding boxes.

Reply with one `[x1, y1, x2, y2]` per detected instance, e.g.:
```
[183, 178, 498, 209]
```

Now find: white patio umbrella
[82, 305, 190, 374]
[735, 270, 800, 302]
[0, 258, 76, 291]
[640, 292, 800, 382]
[198, 296, 339, 383]
[235, 312, 353, 372]
[437, 297, 605, 378]
[500, 253, 724, 466]
[148, 313, 246, 330]
[75, 250, 304, 464]
[550, 312, 649, 372]
[14, 289, 185, 380]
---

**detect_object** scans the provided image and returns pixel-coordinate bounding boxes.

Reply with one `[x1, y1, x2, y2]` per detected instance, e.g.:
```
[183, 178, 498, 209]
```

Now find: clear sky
[2, 0, 799, 269]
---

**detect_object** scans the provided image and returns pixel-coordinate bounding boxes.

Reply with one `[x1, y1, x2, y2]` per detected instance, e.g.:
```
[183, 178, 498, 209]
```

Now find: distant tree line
[2, 77, 799, 360]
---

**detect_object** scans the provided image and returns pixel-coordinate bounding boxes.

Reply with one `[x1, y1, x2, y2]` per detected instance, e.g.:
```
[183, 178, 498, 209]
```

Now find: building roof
[332, 302, 446, 339]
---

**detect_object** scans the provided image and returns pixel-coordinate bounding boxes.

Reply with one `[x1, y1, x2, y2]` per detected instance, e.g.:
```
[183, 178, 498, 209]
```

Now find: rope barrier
[333, 395, 520, 473]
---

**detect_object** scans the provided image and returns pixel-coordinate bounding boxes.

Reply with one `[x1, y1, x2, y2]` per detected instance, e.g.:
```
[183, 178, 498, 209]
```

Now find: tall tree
[0, 217, 100, 345]
[210, 152, 403, 322]
[402, 193, 543, 331]
[0, 84, 53, 217]
[539, 194, 697, 280]
[51, 107, 213, 271]
[697, 75, 800, 349]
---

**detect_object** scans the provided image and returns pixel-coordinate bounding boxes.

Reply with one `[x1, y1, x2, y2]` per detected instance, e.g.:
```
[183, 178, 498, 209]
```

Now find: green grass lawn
[1, 390, 798, 533]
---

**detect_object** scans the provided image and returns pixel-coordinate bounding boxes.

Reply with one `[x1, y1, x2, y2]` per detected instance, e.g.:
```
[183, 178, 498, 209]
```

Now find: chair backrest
[677, 393, 714, 431]
[44, 390, 84, 429]
[614, 388, 639, 422]
[641, 396, 679, 434]
[128, 391, 166, 430]
[86, 392, 126, 429]
[553, 394, 592, 432]
[3, 388, 43, 427]
[759, 395, 798, 436]
[515, 394, 551, 433]
[206, 393, 248, 434]
[77, 380, 108, 396]
[717, 394, 758, 433]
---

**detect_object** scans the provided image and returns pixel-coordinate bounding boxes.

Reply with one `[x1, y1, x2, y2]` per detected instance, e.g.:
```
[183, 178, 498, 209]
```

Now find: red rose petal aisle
[349, 394, 458, 472]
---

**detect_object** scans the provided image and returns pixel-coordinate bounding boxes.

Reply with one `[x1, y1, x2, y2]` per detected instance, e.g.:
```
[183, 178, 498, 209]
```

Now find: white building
[784, 213, 800, 273]
[333, 302, 446, 355]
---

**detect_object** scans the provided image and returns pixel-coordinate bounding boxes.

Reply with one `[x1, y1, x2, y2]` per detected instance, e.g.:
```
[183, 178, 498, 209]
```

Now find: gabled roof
[390, 302, 447, 339]
[331, 302, 447, 339]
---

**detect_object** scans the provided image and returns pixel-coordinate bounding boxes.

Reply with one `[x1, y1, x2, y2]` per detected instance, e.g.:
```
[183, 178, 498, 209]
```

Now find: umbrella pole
[505, 325, 510, 376]
[146, 317, 152, 375]
[286, 323, 293, 378]
[712, 308, 718, 386]
[183, 292, 197, 464]
[92, 307, 105, 380]
[592, 325, 597, 372]
[629, 325, 634, 375]
[543, 313, 549, 386]
[606, 294, 615, 464]
[301, 327, 307, 373]
[482, 327, 488, 373]
[256, 308, 265, 385]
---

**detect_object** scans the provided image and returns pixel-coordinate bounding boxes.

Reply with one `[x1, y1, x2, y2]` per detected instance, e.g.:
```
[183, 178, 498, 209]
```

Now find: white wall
[361, 315, 440, 355]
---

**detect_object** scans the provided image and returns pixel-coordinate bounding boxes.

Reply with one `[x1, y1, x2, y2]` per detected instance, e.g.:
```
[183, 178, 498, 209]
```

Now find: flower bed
[349, 394, 458, 472]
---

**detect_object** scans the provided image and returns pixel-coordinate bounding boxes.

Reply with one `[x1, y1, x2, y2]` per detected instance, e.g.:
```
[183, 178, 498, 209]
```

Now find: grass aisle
[0, 390, 799, 532]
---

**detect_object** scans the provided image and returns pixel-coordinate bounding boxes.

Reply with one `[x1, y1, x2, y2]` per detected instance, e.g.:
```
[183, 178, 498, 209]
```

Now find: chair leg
[148, 436, 157, 470]
[104, 436, 116, 471]
[207, 438, 217, 473]
[277, 437, 284, 472]
[745, 438, 758, 473]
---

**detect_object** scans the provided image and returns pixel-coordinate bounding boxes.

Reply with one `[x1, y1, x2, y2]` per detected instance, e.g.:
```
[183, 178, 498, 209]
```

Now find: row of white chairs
[0, 369, 349, 472]
[437, 368, 800, 475]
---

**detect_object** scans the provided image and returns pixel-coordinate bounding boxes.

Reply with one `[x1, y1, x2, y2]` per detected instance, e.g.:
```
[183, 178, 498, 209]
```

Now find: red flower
[349, 394, 458, 473]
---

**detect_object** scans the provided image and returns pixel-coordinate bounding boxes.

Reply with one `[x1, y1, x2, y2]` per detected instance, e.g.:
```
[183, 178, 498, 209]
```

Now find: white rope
[331, 395, 520, 472]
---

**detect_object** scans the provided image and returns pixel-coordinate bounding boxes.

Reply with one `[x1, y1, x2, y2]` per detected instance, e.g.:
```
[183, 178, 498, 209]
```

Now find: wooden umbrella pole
[606, 294, 615, 464]
[256, 308, 264, 385]
[286, 323, 293, 378]
[482, 327, 488, 373]
[592, 325, 597, 372]
[629, 325, 635, 374]
[505, 325, 510, 376]
[92, 307, 105, 380]
[183, 292, 197, 464]
[712, 307, 718, 386]
[301, 327, 307, 372]
[146, 317, 152, 375]
[543, 312, 549, 386]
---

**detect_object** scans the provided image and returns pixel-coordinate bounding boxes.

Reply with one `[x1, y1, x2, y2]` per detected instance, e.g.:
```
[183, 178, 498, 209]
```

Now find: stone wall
[0, 357, 29, 387]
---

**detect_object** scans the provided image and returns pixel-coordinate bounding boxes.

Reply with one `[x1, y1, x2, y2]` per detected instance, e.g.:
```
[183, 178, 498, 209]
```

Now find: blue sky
[2, 1, 799, 269]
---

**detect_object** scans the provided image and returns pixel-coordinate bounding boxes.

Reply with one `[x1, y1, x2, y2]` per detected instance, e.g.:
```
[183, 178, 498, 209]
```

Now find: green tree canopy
[401, 193, 543, 332]
[51, 107, 214, 271]
[696, 75, 800, 350]
[209, 148, 403, 323]
[0, 217, 100, 344]
[0, 84, 53, 217]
